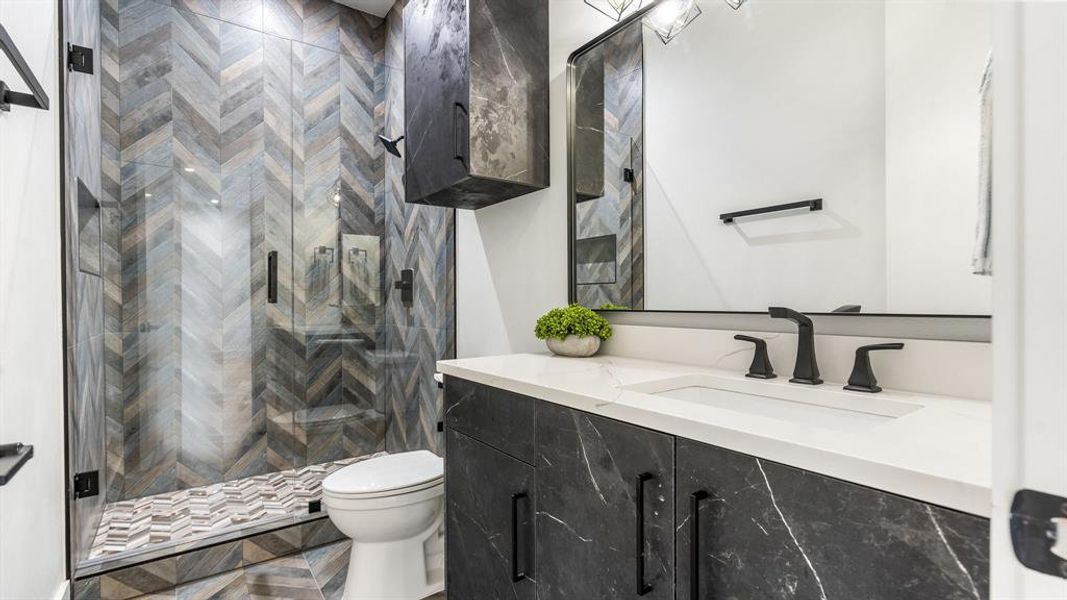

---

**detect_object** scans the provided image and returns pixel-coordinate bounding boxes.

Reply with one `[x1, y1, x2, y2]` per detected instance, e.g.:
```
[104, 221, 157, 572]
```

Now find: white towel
[972, 51, 993, 276]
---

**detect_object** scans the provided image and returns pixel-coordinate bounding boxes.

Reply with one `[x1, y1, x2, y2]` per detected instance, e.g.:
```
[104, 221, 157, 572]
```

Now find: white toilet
[322, 450, 445, 600]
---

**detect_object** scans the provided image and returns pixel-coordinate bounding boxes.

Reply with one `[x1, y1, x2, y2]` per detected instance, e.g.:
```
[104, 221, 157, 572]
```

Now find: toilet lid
[323, 450, 443, 496]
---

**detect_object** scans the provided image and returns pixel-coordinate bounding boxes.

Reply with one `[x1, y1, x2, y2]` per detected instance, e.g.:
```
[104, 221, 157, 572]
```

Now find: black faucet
[768, 307, 822, 385]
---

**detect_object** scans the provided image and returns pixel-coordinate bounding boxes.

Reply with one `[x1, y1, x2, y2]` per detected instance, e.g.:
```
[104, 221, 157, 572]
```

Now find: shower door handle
[267, 250, 278, 304]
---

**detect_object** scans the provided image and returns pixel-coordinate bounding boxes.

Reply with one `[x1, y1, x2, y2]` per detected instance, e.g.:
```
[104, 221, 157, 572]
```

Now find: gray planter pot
[545, 335, 601, 358]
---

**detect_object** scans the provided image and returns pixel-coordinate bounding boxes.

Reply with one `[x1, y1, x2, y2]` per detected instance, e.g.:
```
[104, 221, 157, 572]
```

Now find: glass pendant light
[644, 0, 702, 44]
[585, 0, 645, 22]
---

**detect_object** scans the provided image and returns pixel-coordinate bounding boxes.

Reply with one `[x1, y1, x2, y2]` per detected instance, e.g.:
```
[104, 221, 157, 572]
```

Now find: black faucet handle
[734, 335, 776, 379]
[844, 343, 905, 393]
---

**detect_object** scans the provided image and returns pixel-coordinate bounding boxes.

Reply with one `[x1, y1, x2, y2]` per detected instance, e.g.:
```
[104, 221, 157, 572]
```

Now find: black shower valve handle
[734, 334, 776, 379]
[844, 342, 905, 393]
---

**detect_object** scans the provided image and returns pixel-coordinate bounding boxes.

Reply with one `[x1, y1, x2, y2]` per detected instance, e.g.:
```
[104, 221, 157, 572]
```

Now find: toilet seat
[323, 450, 444, 499]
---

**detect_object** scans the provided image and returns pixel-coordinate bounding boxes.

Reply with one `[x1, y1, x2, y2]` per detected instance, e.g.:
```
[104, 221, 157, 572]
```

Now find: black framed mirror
[566, 0, 994, 320]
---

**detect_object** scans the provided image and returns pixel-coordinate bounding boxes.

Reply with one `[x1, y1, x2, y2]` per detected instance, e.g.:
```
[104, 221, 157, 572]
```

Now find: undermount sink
[623, 373, 923, 433]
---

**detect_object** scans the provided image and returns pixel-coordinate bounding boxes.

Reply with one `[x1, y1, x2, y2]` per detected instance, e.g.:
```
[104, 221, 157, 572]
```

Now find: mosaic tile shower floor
[89, 455, 382, 560]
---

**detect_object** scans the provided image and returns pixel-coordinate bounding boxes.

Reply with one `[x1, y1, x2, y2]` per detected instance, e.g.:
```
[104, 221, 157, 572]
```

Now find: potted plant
[534, 304, 613, 357]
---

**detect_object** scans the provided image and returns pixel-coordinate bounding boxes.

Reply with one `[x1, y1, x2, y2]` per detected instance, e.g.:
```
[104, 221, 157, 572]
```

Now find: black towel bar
[0, 23, 50, 112]
[720, 198, 822, 224]
[0, 442, 34, 486]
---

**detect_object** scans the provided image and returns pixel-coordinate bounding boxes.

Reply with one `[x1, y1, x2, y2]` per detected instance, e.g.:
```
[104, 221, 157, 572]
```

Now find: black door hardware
[73, 470, 100, 499]
[689, 490, 710, 599]
[394, 268, 414, 304]
[634, 472, 654, 596]
[0, 24, 49, 111]
[768, 307, 822, 385]
[734, 335, 776, 379]
[0, 443, 34, 487]
[844, 343, 904, 393]
[623, 167, 635, 183]
[511, 492, 531, 582]
[720, 199, 822, 224]
[267, 250, 278, 304]
[378, 134, 405, 158]
[1010, 489, 1067, 579]
[67, 44, 94, 74]
[453, 102, 469, 167]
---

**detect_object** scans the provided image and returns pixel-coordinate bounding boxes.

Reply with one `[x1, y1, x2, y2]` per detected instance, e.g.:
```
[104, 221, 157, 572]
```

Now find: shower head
[378, 134, 405, 158]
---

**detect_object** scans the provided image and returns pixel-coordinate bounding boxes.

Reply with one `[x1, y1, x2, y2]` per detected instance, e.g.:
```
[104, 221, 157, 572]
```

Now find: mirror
[568, 0, 993, 316]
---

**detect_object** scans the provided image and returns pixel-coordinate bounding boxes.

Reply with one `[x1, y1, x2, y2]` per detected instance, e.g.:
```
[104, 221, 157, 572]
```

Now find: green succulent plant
[597, 303, 630, 311]
[534, 304, 613, 341]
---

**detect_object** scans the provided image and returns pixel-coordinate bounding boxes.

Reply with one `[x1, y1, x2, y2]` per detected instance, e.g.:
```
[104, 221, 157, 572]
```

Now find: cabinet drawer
[444, 377, 536, 464]
[446, 429, 536, 600]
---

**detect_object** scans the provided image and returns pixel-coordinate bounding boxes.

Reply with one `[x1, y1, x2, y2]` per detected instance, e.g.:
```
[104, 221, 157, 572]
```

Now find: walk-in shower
[61, 0, 454, 586]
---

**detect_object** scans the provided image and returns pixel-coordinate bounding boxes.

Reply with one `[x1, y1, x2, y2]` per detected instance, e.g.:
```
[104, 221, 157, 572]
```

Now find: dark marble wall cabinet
[444, 377, 992, 600]
[404, 0, 550, 209]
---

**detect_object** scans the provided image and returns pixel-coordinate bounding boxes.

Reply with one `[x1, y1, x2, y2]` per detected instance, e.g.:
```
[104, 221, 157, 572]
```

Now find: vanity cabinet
[676, 438, 990, 600]
[404, 0, 549, 209]
[443, 377, 991, 600]
[535, 403, 675, 599]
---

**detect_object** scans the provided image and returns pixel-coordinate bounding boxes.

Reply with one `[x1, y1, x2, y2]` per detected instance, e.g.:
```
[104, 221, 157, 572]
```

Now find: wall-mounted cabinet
[404, 0, 549, 209]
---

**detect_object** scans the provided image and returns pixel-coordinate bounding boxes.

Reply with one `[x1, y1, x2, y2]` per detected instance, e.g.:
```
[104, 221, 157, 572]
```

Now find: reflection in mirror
[569, 0, 993, 316]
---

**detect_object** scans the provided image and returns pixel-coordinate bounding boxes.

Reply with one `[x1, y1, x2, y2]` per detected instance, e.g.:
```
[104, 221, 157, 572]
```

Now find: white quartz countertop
[437, 353, 991, 517]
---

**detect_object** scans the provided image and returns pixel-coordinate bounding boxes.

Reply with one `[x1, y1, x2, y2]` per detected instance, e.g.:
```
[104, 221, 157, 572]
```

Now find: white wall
[884, 1, 992, 315]
[0, 2, 68, 599]
[457, 0, 994, 355]
[457, 1, 618, 357]
[644, 1, 888, 313]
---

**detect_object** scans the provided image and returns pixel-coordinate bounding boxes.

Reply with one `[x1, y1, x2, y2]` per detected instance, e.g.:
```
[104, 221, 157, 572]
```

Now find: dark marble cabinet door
[535, 403, 675, 600]
[445, 429, 535, 600]
[676, 438, 990, 600]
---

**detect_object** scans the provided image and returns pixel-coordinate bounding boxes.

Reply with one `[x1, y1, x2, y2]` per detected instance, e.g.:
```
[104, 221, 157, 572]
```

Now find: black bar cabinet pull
[511, 492, 529, 582]
[635, 472, 654, 596]
[689, 490, 709, 599]
[720, 198, 822, 224]
[453, 102, 468, 166]
[267, 250, 278, 304]
[0, 24, 49, 112]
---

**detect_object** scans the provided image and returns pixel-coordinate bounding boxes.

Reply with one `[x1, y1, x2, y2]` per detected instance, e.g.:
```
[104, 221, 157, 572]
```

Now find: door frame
[991, 3, 1067, 597]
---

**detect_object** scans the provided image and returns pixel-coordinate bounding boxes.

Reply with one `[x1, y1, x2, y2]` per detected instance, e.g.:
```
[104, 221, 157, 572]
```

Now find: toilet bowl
[323, 450, 445, 600]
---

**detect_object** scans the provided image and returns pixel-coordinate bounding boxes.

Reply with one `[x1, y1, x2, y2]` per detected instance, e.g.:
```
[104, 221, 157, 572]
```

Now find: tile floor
[90, 456, 379, 559]
[125, 540, 446, 600]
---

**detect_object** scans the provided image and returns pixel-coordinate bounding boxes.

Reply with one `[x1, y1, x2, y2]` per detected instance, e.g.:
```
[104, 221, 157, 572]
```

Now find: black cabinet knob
[734, 335, 776, 379]
[844, 343, 904, 393]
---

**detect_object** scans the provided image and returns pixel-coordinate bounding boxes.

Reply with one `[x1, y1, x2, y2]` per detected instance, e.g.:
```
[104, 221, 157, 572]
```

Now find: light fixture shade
[723, 0, 746, 9]
[644, 0, 703, 44]
[584, 0, 644, 22]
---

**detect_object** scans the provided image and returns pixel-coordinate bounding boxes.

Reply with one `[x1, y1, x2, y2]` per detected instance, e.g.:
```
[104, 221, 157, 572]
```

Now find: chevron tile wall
[69, 0, 455, 534]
